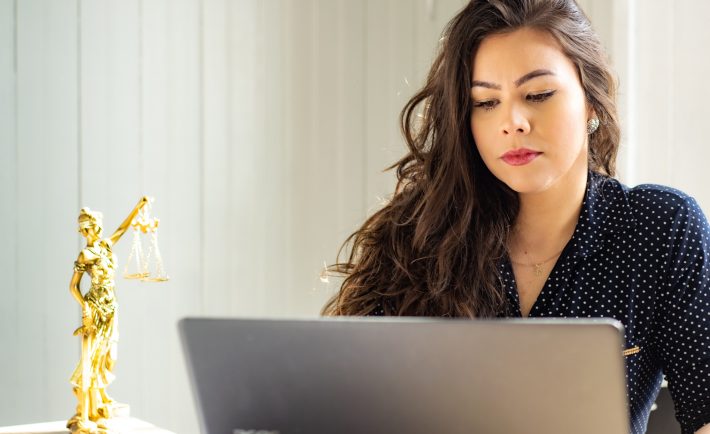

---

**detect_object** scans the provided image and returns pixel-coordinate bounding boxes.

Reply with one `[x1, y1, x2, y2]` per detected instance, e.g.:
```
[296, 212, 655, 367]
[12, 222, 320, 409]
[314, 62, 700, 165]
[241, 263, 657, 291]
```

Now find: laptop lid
[179, 317, 629, 434]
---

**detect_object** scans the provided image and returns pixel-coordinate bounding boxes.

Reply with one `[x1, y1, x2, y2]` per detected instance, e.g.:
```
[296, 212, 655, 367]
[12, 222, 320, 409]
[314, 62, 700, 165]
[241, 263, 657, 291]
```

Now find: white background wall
[1, 0, 708, 432]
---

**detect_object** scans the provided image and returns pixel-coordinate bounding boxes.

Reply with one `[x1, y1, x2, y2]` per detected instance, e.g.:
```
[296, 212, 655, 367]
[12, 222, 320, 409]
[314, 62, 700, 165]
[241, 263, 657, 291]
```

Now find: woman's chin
[494, 171, 557, 195]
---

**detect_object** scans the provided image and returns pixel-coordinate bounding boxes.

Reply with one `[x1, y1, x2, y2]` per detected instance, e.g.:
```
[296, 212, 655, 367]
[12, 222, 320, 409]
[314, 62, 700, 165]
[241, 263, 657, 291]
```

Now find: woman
[321, 1, 710, 433]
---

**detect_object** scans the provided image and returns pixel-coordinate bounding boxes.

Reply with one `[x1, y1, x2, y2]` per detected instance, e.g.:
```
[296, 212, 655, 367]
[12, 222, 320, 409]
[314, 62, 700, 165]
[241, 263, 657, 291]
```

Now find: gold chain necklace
[509, 248, 564, 277]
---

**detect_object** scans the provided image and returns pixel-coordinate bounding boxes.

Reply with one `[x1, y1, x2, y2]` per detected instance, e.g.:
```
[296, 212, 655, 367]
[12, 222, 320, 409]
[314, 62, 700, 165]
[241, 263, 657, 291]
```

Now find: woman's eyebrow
[471, 69, 556, 90]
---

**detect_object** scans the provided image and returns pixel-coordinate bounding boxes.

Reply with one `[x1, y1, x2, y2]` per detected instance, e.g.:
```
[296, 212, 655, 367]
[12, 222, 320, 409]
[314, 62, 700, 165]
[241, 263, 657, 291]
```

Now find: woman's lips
[501, 149, 542, 166]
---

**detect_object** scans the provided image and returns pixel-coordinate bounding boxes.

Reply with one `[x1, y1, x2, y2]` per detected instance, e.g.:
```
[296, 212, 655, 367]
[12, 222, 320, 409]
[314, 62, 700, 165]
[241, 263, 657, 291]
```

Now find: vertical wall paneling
[0, 0, 18, 421]
[281, 0, 298, 314]
[308, 0, 349, 313]
[42, 0, 81, 420]
[127, 0, 170, 421]
[227, 0, 262, 316]
[412, 0, 467, 87]
[280, 0, 371, 315]
[610, 0, 634, 184]
[15, 0, 80, 423]
[364, 0, 414, 214]
[137, 0, 203, 431]
[670, 0, 710, 209]
[285, 0, 316, 316]
[318, 0, 464, 310]
[14, 2, 46, 421]
[80, 0, 110, 207]
[322, 0, 367, 303]
[580, 0, 615, 55]
[335, 0, 367, 234]
[201, 0, 231, 317]
[256, 0, 290, 315]
[164, 0, 202, 430]
[631, 1, 674, 186]
[578, 0, 628, 176]
[249, 0, 274, 314]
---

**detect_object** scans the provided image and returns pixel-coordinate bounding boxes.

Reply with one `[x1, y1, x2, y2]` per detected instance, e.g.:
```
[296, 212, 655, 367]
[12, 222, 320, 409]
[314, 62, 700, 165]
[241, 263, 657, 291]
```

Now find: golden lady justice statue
[67, 196, 164, 433]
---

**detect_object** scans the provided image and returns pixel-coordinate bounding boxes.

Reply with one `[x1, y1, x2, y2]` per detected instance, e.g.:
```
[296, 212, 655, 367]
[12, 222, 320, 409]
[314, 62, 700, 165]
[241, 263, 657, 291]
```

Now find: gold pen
[623, 346, 641, 357]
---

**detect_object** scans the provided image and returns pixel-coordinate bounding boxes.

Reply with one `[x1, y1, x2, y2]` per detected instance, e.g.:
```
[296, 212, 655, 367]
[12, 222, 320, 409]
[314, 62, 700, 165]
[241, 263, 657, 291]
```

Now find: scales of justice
[67, 196, 168, 434]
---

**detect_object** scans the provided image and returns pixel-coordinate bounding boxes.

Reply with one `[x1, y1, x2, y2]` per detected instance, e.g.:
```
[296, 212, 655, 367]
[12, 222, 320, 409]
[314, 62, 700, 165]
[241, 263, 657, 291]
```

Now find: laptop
[179, 317, 629, 434]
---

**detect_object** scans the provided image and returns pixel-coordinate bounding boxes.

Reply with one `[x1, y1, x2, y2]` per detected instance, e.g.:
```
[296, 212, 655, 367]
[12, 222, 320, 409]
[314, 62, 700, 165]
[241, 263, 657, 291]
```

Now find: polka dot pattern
[368, 171, 710, 434]
[498, 171, 710, 433]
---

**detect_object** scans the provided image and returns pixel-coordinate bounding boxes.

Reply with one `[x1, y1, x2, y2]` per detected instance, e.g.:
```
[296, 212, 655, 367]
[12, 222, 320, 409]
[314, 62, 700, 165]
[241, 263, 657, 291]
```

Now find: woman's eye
[473, 100, 499, 111]
[527, 90, 556, 103]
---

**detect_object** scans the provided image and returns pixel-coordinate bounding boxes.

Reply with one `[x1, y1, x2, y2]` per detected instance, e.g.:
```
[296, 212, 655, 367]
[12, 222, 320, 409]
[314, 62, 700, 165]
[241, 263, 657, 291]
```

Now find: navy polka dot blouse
[369, 171, 710, 433]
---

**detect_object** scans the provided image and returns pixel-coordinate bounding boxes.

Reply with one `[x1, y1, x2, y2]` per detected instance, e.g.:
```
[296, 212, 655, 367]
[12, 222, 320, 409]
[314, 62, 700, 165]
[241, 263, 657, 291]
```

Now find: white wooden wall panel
[262, 0, 288, 315]
[283, 0, 321, 315]
[136, 0, 171, 421]
[281, 0, 354, 314]
[227, 0, 266, 317]
[40, 2, 81, 420]
[365, 0, 414, 216]
[633, 0, 674, 187]
[292, 0, 369, 314]
[250, 0, 288, 316]
[0, 0, 18, 421]
[577, 0, 615, 54]
[327, 0, 367, 300]
[309, 0, 346, 312]
[135, 0, 202, 431]
[609, 0, 634, 183]
[12, 0, 79, 424]
[576, 0, 632, 182]
[14, 3, 46, 420]
[670, 0, 710, 209]
[281, 0, 299, 315]
[625, 0, 710, 211]
[163, 0, 202, 429]
[202, 0, 230, 317]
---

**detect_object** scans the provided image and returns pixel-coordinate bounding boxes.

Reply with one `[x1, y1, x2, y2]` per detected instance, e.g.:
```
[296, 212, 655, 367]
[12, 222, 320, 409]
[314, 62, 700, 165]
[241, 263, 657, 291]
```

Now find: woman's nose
[500, 105, 531, 135]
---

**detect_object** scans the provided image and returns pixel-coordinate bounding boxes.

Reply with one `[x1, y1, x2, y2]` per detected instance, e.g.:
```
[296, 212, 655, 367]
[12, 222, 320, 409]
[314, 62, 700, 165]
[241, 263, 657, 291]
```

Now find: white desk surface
[0, 417, 175, 434]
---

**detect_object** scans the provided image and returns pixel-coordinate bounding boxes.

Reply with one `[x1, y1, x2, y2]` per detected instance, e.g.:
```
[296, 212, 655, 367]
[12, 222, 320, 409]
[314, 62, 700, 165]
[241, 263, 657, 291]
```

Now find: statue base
[66, 403, 131, 434]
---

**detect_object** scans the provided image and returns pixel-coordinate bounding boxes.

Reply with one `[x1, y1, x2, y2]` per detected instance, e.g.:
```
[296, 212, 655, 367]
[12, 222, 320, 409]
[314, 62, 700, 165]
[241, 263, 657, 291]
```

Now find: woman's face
[80, 222, 103, 240]
[470, 27, 592, 194]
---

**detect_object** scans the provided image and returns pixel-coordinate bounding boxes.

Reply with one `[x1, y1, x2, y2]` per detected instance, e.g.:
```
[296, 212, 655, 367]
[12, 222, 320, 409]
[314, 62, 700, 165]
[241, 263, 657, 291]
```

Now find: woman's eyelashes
[526, 89, 557, 103]
[472, 90, 557, 111]
[473, 99, 499, 111]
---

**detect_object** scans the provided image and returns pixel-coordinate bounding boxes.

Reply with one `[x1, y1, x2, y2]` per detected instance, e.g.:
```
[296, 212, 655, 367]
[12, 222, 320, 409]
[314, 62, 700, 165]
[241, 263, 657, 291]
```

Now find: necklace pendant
[534, 263, 543, 276]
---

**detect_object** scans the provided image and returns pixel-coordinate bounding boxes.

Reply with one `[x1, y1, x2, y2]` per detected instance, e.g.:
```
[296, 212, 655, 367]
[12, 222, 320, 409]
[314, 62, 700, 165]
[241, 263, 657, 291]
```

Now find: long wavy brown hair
[322, 0, 620, 318]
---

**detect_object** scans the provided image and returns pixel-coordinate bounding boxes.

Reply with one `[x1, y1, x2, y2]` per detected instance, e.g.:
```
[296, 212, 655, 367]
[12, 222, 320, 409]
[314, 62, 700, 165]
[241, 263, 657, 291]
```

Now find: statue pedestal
[0, 417, 175, 434]
[65, 401, 133, 433]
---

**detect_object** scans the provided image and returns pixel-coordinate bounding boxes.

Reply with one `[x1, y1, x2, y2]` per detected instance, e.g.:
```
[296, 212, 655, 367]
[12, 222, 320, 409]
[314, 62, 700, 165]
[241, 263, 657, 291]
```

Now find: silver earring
[587, 118, 600, 134]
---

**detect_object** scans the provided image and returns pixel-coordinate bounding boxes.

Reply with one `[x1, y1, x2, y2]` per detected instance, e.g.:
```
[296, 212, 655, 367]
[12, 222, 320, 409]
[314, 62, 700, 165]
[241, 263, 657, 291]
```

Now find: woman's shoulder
[599, 173, 702, 218]
[607, 176, 708, 236]
[589, 173, 707, 242]
[629, 182, 707, 228]
[627, 181, 695, 209]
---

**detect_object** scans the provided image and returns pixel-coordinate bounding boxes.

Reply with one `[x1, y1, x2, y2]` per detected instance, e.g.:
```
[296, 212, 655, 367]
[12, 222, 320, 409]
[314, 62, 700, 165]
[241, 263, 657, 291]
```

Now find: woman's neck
[509, 169, 588, 258]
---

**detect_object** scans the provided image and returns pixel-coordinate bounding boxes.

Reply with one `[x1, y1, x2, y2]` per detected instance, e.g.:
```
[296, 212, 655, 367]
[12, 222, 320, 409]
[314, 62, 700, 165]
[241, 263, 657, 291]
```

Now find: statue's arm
[109, 196, 150, 245]
[69, 254, 85, 307]
[70, 252, 96, 336]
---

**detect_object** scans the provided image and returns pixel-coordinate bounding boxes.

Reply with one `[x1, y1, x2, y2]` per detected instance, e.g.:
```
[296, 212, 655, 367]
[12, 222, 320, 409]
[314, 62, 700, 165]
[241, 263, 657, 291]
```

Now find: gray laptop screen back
[179, 317, 629, 434]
